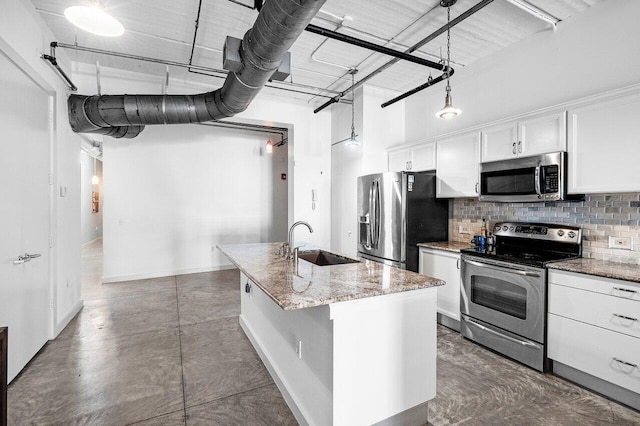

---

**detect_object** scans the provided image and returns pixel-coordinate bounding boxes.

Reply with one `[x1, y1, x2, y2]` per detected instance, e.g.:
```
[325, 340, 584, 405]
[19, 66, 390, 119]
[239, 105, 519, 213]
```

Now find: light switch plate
[608, 236, 633, 250]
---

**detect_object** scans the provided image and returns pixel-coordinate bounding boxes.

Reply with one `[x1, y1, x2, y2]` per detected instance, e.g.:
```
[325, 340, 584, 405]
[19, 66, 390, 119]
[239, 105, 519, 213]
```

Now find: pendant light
[91, 157, 99, 185]
[345, 69, 360, 148]
[436, 1, 462, 119]
[265, 138, 273, 153]
[64, 0, 125, 37]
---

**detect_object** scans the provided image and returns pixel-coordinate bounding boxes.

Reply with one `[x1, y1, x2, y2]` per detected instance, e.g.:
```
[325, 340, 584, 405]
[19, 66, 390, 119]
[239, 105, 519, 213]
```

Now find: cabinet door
[419, 249, 461, 320]
[410, 142, 436, 171]
[519, 111, 566, 157]
[436, 131, 481, 198]
[568, 91, 640, 193]
[388, 148, 411, 172]
[480, 121, 518, 162]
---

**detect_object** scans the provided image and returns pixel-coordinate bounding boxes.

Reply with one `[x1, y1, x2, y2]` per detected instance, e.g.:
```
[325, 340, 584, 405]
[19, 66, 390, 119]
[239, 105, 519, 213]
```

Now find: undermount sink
[297, 250, 360, 266]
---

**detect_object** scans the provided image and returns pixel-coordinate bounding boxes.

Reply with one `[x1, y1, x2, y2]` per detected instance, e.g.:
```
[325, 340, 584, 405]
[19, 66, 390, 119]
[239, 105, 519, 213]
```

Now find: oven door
[460, 255, 546, 343]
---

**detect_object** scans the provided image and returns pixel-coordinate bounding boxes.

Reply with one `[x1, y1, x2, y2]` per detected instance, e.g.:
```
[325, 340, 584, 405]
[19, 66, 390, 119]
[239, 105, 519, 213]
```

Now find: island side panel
[239, 272, 333, 426]
[330, 288, 437, 426]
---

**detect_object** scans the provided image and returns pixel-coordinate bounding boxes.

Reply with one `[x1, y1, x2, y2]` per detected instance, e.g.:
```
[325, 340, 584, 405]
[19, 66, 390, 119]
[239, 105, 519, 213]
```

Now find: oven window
[482, 167, 536, 195]
[471, 276, 527, 319]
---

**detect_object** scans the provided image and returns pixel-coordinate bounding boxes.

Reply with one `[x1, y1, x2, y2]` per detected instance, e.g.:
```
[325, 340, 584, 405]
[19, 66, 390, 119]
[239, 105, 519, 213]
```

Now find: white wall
[405, 0, 640, 142]
[330, 86, 405, 256]
[72, 64, 330, 281]
[1, 0, 83, 336]
[80, 151, 103, 244]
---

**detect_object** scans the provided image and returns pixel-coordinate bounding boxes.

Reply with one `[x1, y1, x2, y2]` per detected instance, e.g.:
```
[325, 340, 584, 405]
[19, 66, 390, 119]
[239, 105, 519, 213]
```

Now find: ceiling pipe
[67, 0, 327, 138]
[380, 72, 451, 108]
[314, 0, 495, 114]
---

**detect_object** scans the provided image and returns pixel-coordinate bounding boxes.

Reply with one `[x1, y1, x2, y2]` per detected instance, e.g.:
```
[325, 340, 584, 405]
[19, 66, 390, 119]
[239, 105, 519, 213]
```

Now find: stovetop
[460, 222, 583, 268]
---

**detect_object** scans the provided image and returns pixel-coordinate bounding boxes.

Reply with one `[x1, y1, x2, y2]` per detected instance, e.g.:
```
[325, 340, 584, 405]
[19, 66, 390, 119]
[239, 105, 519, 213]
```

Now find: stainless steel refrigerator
[357, 171, 448, 272]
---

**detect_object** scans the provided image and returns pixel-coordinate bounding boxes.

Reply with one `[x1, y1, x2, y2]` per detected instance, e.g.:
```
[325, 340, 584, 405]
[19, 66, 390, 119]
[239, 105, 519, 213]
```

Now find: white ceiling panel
[31, 0, 603, 106]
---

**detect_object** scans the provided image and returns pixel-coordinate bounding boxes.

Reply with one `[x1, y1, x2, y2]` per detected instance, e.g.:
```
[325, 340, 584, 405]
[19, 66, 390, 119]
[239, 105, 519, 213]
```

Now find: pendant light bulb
[64, 1, 125, 37]
[92, 175, 100, 185]
[436, 90, 461, 119]
[345, 131, 359, 148]
[265, 139, 273, 153]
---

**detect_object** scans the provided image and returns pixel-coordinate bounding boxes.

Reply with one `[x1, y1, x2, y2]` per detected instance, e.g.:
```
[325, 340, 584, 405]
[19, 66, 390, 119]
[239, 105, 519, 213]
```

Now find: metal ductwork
[67, 0, 326, 138]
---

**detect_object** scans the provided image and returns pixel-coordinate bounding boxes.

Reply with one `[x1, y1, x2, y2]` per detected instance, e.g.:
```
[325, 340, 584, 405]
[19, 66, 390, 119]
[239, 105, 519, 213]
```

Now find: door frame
[0, 36, 57, 340]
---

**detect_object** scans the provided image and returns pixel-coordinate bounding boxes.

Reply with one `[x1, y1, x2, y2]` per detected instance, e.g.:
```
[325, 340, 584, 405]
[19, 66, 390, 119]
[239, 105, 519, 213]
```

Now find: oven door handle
[466, 317, 539, 348]
[463, 259, 541, 277]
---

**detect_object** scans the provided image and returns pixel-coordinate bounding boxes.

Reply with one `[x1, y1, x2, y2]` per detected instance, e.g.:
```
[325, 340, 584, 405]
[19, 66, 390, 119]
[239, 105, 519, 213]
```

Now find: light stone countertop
[548, 258, 640, 284]
[218, 243, 445, 310]
[417, 241, 473, 253]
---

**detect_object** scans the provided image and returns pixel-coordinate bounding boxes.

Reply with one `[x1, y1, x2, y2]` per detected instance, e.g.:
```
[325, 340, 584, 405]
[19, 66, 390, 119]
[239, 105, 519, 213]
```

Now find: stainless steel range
[460, 222, 582, 372]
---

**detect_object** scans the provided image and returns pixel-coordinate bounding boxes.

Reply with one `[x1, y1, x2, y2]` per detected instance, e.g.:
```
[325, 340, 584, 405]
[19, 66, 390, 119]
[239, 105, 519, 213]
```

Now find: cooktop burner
[460, 222, 583, 268]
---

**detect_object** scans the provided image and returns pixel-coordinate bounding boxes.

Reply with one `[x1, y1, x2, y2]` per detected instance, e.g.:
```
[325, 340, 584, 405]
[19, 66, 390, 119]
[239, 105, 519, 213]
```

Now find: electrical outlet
[608, 236, 633, 250]
[458, 225, 471, 235]
[295, 338, 302, 359]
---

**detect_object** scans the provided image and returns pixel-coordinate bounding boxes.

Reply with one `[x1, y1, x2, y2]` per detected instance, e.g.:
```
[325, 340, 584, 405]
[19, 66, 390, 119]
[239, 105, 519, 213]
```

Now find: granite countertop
[417, 241, 473, 253]
[218, 243, 444, 311]
[548, 258, 640, 284]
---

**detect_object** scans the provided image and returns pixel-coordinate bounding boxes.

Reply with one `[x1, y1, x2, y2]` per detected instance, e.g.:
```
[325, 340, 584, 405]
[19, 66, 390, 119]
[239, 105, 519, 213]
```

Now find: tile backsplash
[449, 193, 640, 265]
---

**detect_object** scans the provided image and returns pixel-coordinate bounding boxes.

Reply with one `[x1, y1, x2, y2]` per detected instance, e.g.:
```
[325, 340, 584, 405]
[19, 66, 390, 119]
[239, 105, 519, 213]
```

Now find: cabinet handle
[245, 281, 251, 293]
[475, 182, 479, 194]
[408, 161, 412, 170]
[613, 358, 637, 368]
[512, 142, 517, 154]
[613, 287, 637, 294]
[613, 313, 638, 321]
[456, 258, 460, 269]
[517, 140, 522, 153]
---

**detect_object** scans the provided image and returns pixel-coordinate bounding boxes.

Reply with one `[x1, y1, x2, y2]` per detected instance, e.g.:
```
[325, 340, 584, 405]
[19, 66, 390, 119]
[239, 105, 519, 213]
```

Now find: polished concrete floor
[7, 239, 640, 425]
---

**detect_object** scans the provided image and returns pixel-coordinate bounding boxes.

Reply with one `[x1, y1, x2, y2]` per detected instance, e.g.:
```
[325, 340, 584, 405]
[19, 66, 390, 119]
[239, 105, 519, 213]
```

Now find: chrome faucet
[286, 221, 314, 260]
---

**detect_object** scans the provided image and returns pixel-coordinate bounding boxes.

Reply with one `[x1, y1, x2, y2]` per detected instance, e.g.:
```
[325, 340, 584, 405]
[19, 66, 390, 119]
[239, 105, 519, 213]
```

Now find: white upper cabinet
[481, 111, 567, 163]
[480, 122, 518, 162]
[568, 89, 640, 194]
[388, 142, 436, 172]
[436, 131, 481, 198]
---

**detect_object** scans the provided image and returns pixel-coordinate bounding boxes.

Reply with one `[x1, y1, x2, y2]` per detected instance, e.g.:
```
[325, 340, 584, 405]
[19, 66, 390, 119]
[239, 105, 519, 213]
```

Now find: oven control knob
[509, 226, 515, 231]
[557, 230, 565, 237]
[568, 231, 576, 238]
[502, 226, 508, 231]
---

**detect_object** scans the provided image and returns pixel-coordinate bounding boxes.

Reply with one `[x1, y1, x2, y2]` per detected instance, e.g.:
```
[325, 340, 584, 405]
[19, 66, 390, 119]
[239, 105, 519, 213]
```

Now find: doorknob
[12, 253, 41, 265]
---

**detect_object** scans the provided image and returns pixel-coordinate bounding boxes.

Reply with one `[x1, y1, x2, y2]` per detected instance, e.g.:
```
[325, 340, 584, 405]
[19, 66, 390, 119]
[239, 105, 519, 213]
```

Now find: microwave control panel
[542, 165, 559, 193]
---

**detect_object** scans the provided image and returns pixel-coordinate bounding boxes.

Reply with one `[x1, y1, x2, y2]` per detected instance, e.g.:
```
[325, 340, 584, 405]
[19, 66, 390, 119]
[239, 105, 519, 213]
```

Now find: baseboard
[53, 299, 83, 338]
[437, 313, 461, 332]
[81, 236, 103, 248]
[239, 315, 310, 426]
[553, 361, 640, 412]
[101, 264, 236, 283]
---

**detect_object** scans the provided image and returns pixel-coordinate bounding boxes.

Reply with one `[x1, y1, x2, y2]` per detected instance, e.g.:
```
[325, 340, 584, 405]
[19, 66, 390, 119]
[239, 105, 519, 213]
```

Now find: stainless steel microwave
[479, 152, 570, 202]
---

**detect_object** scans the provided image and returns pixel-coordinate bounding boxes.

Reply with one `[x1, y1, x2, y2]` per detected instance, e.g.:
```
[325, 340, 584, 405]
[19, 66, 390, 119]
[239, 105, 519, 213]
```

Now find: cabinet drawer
[548, 314, 640, 394]
[548, 270, 640, 302]
[549, 283, 640, 339]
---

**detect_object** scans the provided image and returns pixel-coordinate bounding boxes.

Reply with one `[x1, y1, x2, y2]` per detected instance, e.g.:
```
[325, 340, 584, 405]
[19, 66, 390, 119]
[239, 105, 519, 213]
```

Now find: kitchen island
[219, 243, 444, 426]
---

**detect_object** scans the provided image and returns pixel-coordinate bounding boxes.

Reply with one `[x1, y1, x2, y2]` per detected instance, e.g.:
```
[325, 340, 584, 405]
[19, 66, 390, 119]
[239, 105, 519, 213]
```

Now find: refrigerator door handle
[369, 181, 375, 249]
[375, 180, 381, 248]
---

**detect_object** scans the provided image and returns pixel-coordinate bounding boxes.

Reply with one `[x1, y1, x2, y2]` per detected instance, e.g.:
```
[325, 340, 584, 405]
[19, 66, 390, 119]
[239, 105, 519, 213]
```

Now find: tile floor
[6, 239, 640, 425]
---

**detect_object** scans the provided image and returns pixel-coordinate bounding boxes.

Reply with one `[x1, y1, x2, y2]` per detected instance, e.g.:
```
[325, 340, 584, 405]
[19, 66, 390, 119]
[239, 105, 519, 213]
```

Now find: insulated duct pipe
[68, 0, 326, 138]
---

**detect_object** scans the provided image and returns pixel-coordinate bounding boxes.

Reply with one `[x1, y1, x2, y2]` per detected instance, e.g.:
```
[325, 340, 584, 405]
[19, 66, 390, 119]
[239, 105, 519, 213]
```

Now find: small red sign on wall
[281, 173, 287, 180]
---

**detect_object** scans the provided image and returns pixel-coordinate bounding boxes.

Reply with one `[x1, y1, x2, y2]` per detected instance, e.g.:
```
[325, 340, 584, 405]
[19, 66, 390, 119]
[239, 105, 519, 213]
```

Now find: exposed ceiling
[31, 0, 601, 106]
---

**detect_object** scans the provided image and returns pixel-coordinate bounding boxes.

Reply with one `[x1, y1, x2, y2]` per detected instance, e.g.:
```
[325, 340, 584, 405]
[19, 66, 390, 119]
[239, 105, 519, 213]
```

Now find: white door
[0, 51, 51, 382]
[419, 249, 461, 321]
[387, 148, 411, 172]
[410, 142, 437, 171]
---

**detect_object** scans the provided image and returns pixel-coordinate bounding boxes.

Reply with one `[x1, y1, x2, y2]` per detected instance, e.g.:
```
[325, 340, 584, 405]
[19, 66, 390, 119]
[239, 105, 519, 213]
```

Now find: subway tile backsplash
[449, 193, 640, 265]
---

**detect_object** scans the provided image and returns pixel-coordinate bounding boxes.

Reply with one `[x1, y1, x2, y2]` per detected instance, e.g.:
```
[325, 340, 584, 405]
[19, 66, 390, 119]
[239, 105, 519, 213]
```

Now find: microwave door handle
[464, 258, 541, 277]
[534, 165, 542, 197]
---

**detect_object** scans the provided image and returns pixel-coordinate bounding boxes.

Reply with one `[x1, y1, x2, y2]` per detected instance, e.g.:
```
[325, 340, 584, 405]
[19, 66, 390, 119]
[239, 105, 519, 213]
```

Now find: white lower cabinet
[419, 248, 461, 321]
[547, 270, 640, 403]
